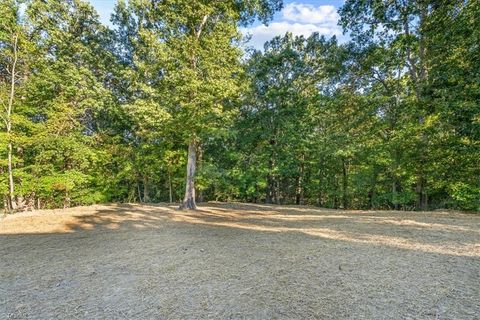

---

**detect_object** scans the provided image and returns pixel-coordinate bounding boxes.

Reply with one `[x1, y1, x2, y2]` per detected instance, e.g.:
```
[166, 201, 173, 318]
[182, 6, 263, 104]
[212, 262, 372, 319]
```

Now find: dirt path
[1, 203, 479, 319]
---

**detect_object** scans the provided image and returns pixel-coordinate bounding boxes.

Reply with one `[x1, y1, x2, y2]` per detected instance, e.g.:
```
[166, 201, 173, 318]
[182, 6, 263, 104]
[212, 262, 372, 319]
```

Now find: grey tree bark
[6, 34, 18, 212]
[143, 175, 150, 203]
[168, 169, 173, 203]
[178, 15, 209, 210]
[295, 153, 305, 205]
[342, 158, 348, 209]
[179, 139, 197, 210]
[197, 144, 204, 203]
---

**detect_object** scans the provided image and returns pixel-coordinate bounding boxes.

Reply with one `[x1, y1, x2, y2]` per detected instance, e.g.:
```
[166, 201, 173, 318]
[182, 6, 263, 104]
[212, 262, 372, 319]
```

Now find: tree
[0, 0, 36, 211]
[0, 0, 117, 211]
[340, 0, 480, 210]
[112, 0, 282, 210]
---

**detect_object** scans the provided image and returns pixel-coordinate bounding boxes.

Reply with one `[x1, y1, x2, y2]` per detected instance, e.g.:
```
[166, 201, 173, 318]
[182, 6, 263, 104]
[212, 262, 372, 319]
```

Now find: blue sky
[87, 0, 345, 48]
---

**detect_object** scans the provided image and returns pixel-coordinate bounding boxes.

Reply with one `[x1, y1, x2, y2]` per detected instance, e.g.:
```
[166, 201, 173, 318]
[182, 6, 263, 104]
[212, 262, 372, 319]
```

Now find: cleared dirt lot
[1, 203, 479, 319]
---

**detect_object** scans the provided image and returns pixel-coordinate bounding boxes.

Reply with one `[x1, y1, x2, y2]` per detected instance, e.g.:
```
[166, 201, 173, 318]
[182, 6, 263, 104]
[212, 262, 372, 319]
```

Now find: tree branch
[195, 14, 209, 40]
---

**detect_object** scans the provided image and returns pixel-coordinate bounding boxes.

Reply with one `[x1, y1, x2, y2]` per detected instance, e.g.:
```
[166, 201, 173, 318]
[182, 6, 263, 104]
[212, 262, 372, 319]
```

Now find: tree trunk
[342, 159, 348, 209]
[63, 190, 70, 209]
[368, 168, 378, 209]
[180, 139, 197, 210]
[6, 35, 18, 213]
[333, 175, 339, 209]
[7, 142, 15, 211]
[274, 178, 280, 204]
[317, 163, 324, 207]
[197, 144, 204, 203]
[296, 154, 305, 205]
[266, 158, 275, 204]
[416, 175, 427, 210]
[266, 173, 273, 204]
[295, 176, 302, 205]
[137, 182, 142, 202]
[168, 169, 173, 203]
[143, 175, 150, 203]
[295, 167, 304, 205]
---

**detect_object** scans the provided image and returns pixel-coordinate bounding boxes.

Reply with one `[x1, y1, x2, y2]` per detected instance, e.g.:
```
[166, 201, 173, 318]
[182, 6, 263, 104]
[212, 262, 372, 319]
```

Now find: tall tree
[340, 0, 480, 210]
[340, 0, 430, 210]
[0, 0, 36, 211]
[113, 0, 282, 210]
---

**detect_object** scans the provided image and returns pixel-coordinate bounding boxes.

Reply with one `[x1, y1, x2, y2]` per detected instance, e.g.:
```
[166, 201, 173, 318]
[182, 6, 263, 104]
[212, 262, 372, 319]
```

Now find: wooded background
[1, 0, 479, 211]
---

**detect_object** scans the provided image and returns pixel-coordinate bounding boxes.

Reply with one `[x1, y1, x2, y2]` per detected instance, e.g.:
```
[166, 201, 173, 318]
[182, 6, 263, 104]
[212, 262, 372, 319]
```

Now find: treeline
[1, 0, 478, 212]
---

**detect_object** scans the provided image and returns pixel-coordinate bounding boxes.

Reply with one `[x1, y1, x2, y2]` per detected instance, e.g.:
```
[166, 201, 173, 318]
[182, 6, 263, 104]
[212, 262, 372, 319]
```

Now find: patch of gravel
[1, 203, 479, 319]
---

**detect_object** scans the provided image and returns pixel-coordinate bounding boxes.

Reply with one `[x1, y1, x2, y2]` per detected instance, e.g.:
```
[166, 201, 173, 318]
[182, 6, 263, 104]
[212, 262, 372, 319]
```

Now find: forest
[1, 0, 479, 212]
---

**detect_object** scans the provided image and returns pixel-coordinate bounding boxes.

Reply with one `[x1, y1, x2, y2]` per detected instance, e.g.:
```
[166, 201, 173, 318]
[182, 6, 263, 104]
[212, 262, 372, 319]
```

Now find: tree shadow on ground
[1, 202, 479, 257]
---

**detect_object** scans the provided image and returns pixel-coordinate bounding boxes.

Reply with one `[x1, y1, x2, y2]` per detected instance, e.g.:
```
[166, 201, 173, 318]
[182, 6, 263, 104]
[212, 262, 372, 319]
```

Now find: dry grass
[1, 202, 479, 319]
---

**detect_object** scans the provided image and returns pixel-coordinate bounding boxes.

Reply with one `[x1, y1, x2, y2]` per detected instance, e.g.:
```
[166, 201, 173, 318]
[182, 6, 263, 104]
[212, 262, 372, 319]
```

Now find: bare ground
[0, 203, 479, 319]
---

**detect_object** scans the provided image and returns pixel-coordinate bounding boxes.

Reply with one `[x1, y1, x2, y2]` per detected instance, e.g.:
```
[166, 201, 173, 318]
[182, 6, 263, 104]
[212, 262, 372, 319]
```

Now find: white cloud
[283, 3, 339, 25]
[242, 2, 342, 50]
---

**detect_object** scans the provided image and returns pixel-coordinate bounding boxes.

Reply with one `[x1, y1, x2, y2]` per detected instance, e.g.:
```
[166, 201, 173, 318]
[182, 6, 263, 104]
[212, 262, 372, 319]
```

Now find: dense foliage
[1, 0, 478, 211]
